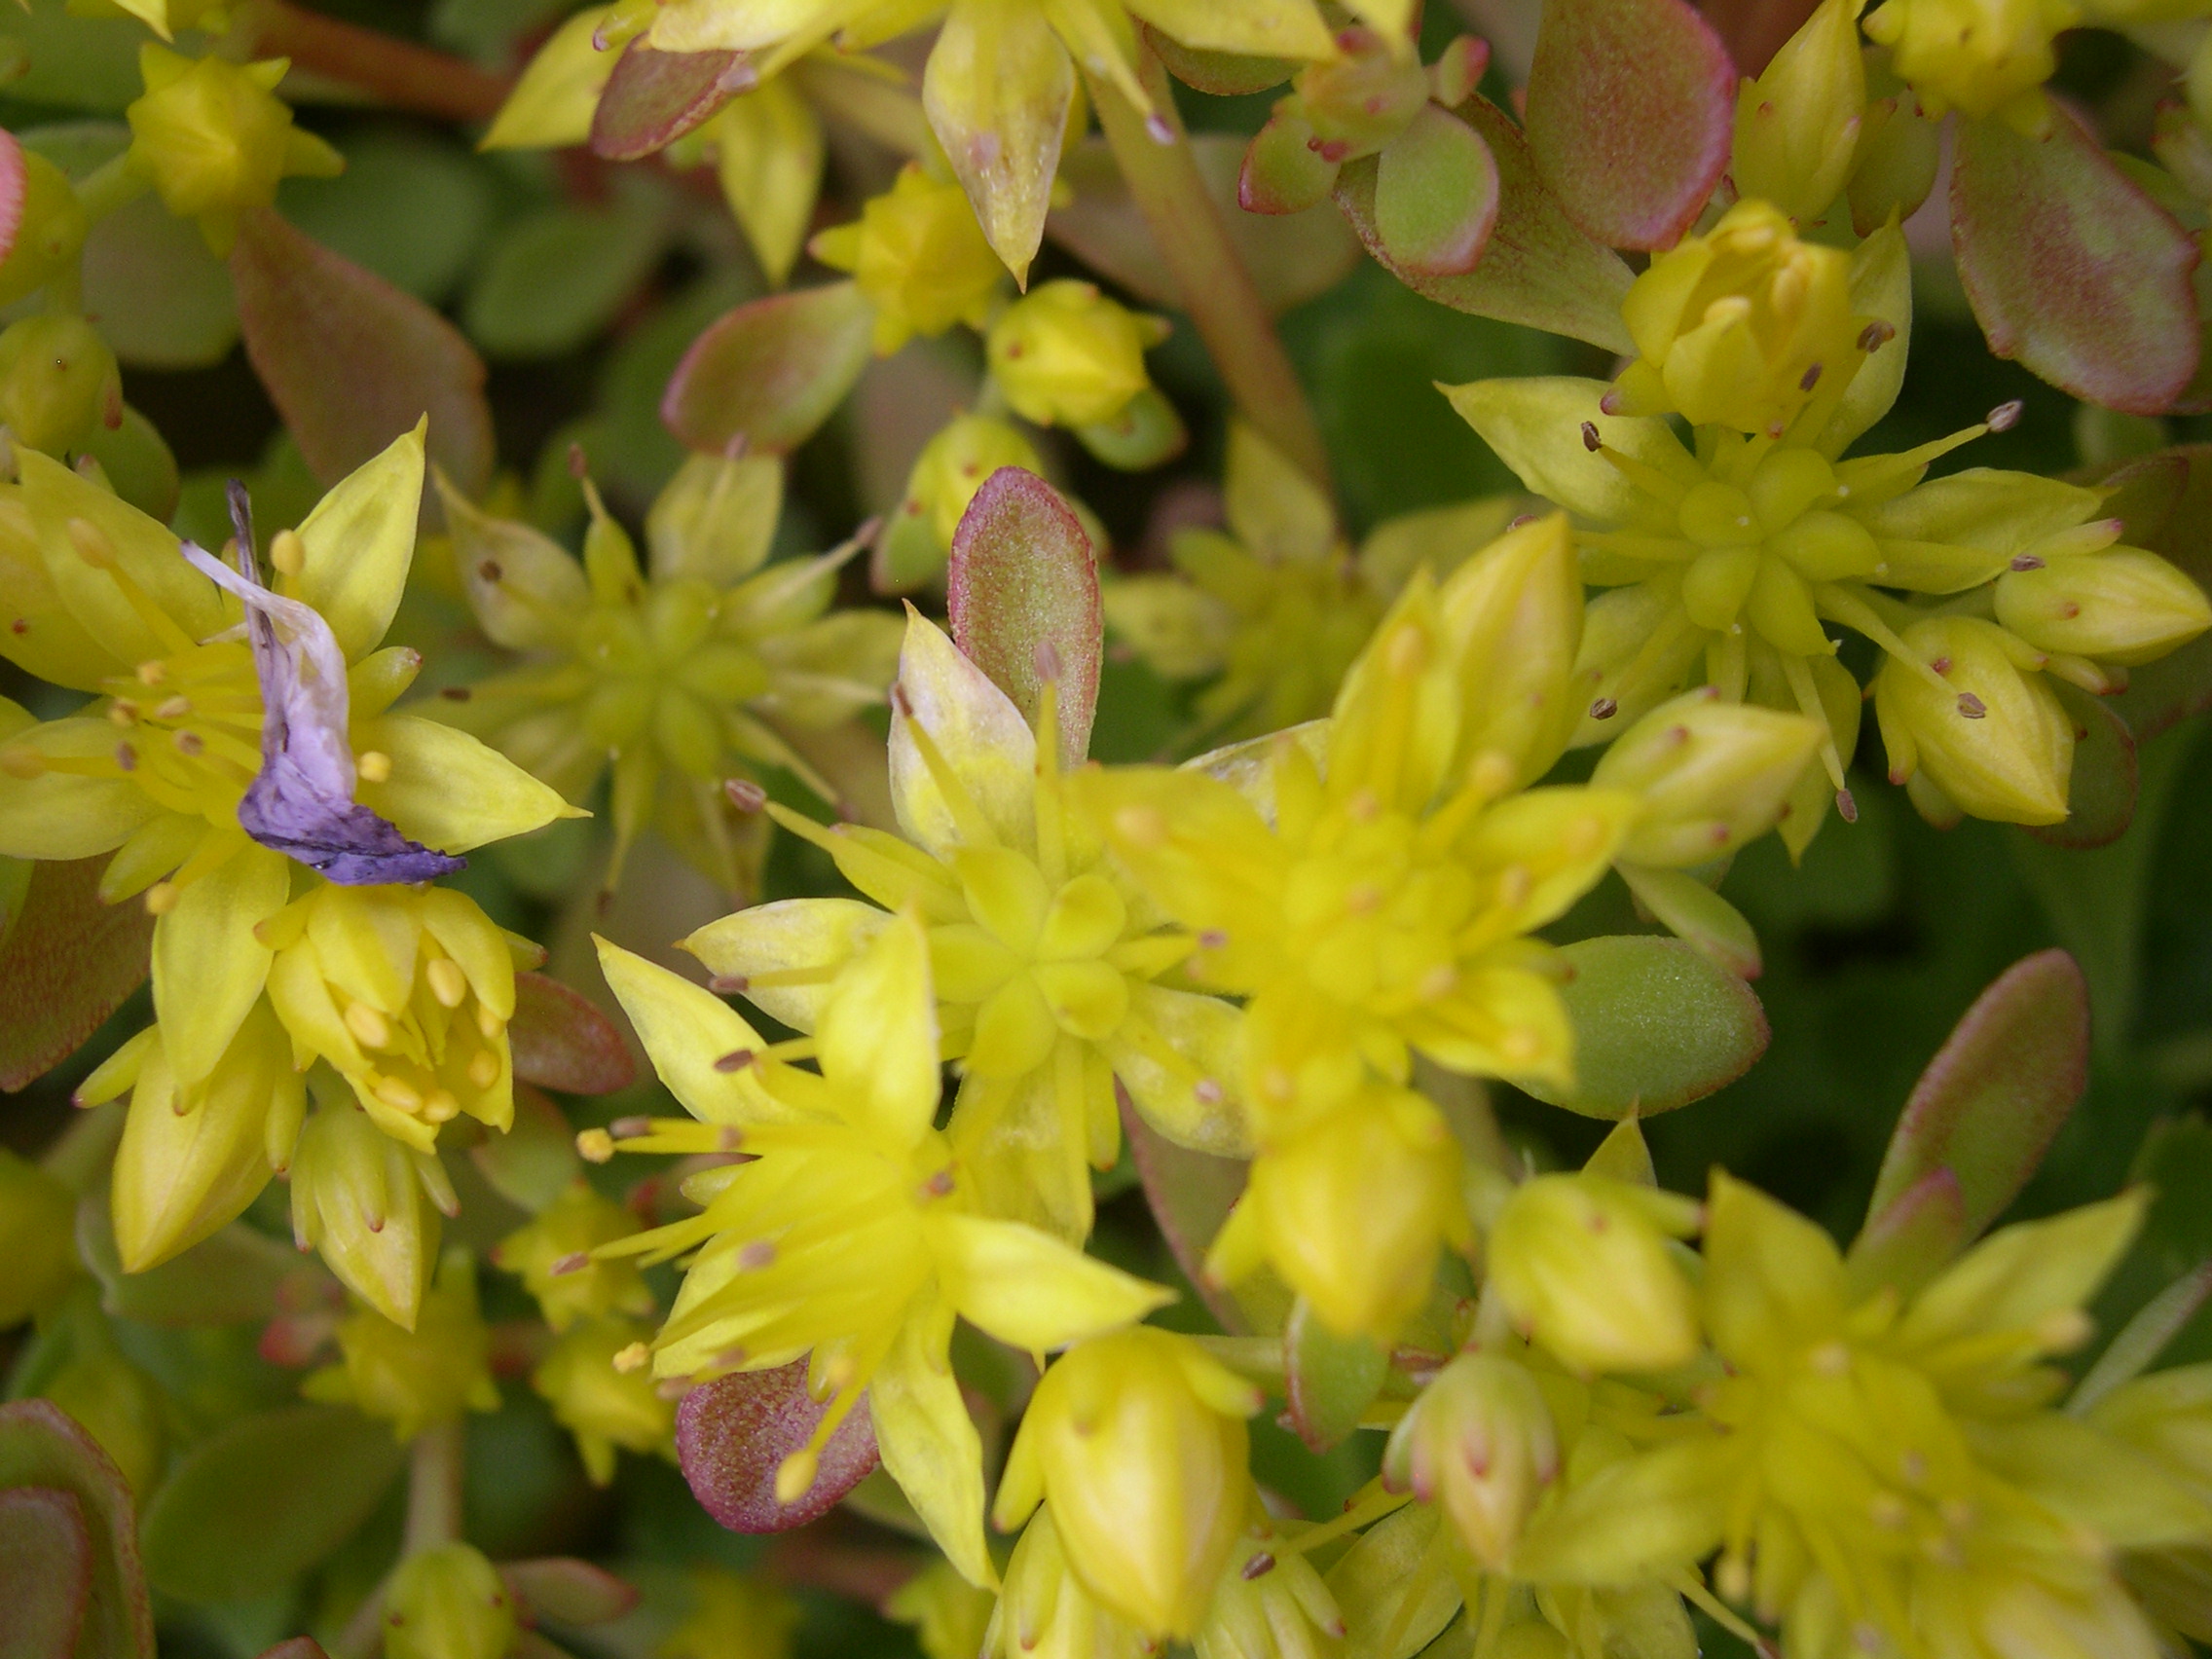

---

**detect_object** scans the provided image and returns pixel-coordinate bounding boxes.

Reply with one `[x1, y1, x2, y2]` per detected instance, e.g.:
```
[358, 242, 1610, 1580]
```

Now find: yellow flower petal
[683, 897, 891, 1032]
[815, 908, 943, 1147]
[923, 0, 1073, 283]
[354, 714, 577, 851]
[151, 841, 288, 1088]
[890, 609, 1037, 858]
[595, 937, 790, 1125]
[929, 1209, 1171, 1350]
[870, 1293, 996, 1589]
[293, 419, 424, 662]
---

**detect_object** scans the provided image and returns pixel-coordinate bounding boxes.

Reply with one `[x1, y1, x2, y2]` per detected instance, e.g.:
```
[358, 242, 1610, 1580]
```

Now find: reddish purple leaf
[0, 1487, 91, 1659]
[499, 1558, 640, 1626]
[676, 1360, 880, 1532]
[662, 281, 875, 458]
[1953, 106, 2201, 416]
[1335, 95, 1635, 353]
[1865, 950, 2088, 1245]
[1523, 0, 1734, 250]
[255, 1642, 328, 1659]
[0, 856, 154, 1092]
[591, 40, 755, 162]
[2026, 681, 2137, 851]
[947, 467, 1101, 767]
[0, 1401, 153, 1659]
[1696, 0, 1822, 77]
[1845, 1165, 1968, 1301]
[509, 972, 637, 1095]
[0, 130, 26, 271]
[230, 206, 495, 495]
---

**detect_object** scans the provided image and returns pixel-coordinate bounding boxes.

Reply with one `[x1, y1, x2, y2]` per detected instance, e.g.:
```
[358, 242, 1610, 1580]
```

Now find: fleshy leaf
[946, 467, 1102, 766]
[1952, 106, 2201, 416]
[1522, 0, 1734, 250]
[1517, 936, 1769, 1119]
[509, 972, 637, 1095]
[1335, 95, 1634, 353]
[1372, 105, 1498, 277]
[675, 1360, 881, 1533]
[2110, 445, 2212, 741]
[498, 1559, 640, 1626]
[76, 1189, 307, 1327]
[1120, 1088, 1288, 1337]
[469, 1085, 582, 1213]
[0, 1400, 154, 1659]
[0, 856, 154, 1092]
[662, 280, 875, 457]
[1862, 949, 2087, 1246]
[1843, 1165, 1968, 1302]
[1618, 864, 1762, 978]
[590, 39, 753, 161]
[138, 1406, 405, 1605]
[2025, 681, 2138, 851]
[230, 207, 495, 495]
[0, 1486, 91, 1659]
[1284, 1296, 1386, 1454]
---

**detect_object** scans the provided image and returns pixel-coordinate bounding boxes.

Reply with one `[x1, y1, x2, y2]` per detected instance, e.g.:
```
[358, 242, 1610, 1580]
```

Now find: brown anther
[2010, 553, 2045, 571]
[923, 1168, 955, 1198]
[1197, 929, 1229, 951]
[114, 742, 137, 772]
[550, 1252, 591, 1276]
[477, 559, 503, 583]
[1857, 319, 1896, 352]
[1986, 399, 2024, 432]
[1930, 655, 1952, 675]
[155, 695, 189, 719]
[439, 685, 472, 702]
[1241, 1553, 1276, 1580]
[1956, 693, 1987, 719]
[1799, 362, 1823, 391]
[1589, 696, 1619, 720]
[740, 1240, 777, 1270]
[709, 975, 750, 995]
[174, 731, 203, 756]
[723, 777, 768, 812]
[1580, 421, 1602, 453]
[107, 699, 138, 725]
[1506, 513, 1537, 530]
[714, 1048, 756, 1073]
[1836, 788, 1860, 825]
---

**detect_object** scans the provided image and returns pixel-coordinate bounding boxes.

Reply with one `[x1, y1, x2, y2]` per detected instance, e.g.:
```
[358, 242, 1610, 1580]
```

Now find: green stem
[401, 1419, 464, 1556]
[1086, 41, 1334, 495]
[73, 154, 148, 225]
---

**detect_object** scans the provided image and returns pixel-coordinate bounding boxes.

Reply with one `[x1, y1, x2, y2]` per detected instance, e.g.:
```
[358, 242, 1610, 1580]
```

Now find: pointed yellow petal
[294, 420, 424, 662]
[870, 1295, 998, 1589]
[151, 842, 288, 1088]
[929, 1209, 1171, 1349]
[354, 714, 577, 851]
[682, 898, 891, 1032]
[594, 937, 789, 1125]
[890, 609, 1037, 858]
[817, 907, 944, 1146]
[923, 0, 1073, 282]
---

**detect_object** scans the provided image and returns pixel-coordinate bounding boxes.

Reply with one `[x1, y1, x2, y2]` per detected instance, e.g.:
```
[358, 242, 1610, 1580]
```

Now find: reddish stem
[242, 0, 513, 123]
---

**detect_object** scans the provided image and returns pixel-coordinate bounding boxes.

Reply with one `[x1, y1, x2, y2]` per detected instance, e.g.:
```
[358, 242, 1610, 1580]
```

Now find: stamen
[426, 958, 469, 1009]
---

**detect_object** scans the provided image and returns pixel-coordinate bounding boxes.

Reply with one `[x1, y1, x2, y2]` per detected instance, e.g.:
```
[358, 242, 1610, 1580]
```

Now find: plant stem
[73, 154, 149, 225]
[401, 1419, 465, 1556]
[1086, 41, 1333, 494]
[240, 0, 512, 124]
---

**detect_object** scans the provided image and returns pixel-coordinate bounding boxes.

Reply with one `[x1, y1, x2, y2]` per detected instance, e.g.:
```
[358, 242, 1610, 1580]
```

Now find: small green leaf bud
[385, 1542, 516, 1659]
[0, 315, 122, 457]
[1382, 1351, 1559, 1568]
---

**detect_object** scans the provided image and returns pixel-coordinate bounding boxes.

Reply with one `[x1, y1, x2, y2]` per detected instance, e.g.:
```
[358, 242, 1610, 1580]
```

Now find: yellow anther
[135, 660, 166, 686]
[1384, 621, 1427, 678]
[422, 1088, 461, 1124]
[611, 1340, 650, 1372]
[373, 1075, 424, 1113]
[344, 1001, 393, 1050]
[576, 1127, 615, 1162]
[107, 699, 138, 726]
[356, 750, 392, 784]
[270, 528, 305, 576]
[1113, 804, 1169, 848]
[466, 1049, 501, 1089]
[154, 696, 190, 719]
[476, 1004, 503, 1040]
[143, 880, 179, 915]
[425, 957, 469, 1009]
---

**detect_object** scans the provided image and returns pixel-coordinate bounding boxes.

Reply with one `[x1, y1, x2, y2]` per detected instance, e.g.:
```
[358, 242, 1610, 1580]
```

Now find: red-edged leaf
[499, 1558, 640, 1626]
[0, 856, 154, 1092]
[946, 467, 1101, 766]
[0, 1486, 91, 1659]
[0, 130, 27, 270]
[676, 1361, 881, 1532]
[1844, 1165, 1968, 1301]
[2110, 446, 2212, 741]
[255, 1642, 328, 1659]
[1953, 106, 2201, 415]
[591, 40, 754, 162]
[1864, 949, 2087, 1244]
[662, 281, 875, 458]
[0, 1401, 153, 1659]
[1334, 95, 1635, 353]
[1373, 106, 1499, 277]
[509, 973, 637, 1095]
[2027, 681, 2138, 850]
[1523, 0, 1734, 250]
[230, 206, 495, 495]
[1120, 1088, 1288, 1337]
[1284, 1298, 1386, 1454]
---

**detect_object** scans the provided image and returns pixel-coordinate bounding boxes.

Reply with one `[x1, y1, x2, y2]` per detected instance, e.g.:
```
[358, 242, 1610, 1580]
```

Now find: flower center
[575, 578, 768, 775]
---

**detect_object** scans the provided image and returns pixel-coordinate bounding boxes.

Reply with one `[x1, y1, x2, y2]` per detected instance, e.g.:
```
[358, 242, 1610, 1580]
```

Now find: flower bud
[1382, 1351, 1559, 1568]
[1731, 0, 1867, 223]
[1862, 0, 2058, 125]
[987, 280, 1169, 429]
[289, 1099, 445, 1328]
[262, 883, 519, 1157]
[1193, 1519, 1344, 1659]
[492, 1179, 653, 1332]
[1487, 1174, 1701, 1375]
[1608, 200, 1862, 437]
[0, 147, 90, 311]
[985, 1508, 1153, 1659]
[384, 1542, 515, 1659]
[993, 1327, 1261, 1638]
[124, 47, 344, 254]
[1207, 1087, 1463, 1344]
[303, 1248, 498, 1439]
[1290, 29, 1430, 161]
[1845, 75, 1940, 236]
[0, 314, 121, 456]
[809, 165, 1003, 354]
[1873, 615, 2071, 827]
[0, 1147, 78, 1326]
[531, 1316, 674, 1485]
[1995, 547, 2212, 667]
[1439, 512, 1585, 787]
[1591, 687, 1824, 867]
[877, 415, 1045, 589]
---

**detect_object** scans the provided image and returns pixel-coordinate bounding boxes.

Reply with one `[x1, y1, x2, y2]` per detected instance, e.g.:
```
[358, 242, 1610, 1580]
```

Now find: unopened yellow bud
[124, 46, 344, 255]
[1487, 1174, 1701, 1375]
[1592, 688, 1825, 866]
[987, 280, 1168, 430]
[0, 149, 89, 311]
[992, 1327, 1260, 1639]
[384, 1542, 516, 1659]
[1873, 615, 2072, 827]
[0, 314, 121, 456]
[1438, 512, 1586, 788]
[302, 1247, 498, 1436]
[1995, 545, 2212, 667]
[1608, 200, 1862, 437]
[1862, 0, 2066, 125]
[1382, 1351, 1559, 1568]
[1731, 0, 1867, 223]
[494, 1179, 653, 1332]
[810, 165, 1003, 355]
[986, 1509, 1151, 1659]
[913, 415, 1045, 550]
[288, 1101, 442, 1327]
[531, 1316, 673, 1485]
[0, 1148, 79, 1326]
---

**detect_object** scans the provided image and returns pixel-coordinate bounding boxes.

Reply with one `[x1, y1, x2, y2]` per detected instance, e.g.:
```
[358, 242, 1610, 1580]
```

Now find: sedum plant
[5, 3, 2212, 1659]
